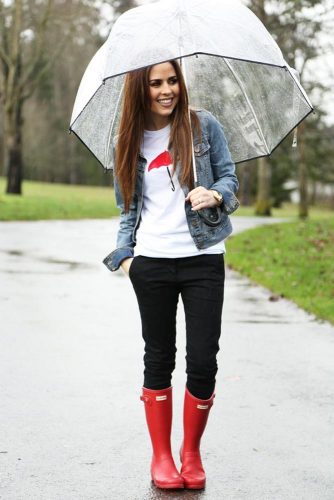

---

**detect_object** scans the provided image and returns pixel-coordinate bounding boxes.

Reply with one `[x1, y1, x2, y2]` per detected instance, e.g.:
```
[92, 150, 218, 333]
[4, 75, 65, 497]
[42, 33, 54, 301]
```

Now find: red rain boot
[140, 386, 184, 489]
[180, 387, 215, 489]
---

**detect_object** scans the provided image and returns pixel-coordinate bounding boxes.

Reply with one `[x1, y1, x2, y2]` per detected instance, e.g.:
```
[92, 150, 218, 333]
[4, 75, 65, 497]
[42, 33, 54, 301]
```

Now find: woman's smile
[146, 62, 180, 130]
[158, 97, 174, 105]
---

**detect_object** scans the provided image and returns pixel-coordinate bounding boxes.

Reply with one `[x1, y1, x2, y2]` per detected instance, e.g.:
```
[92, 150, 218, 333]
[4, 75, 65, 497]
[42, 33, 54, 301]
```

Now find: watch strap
[211, 190, 223, 206]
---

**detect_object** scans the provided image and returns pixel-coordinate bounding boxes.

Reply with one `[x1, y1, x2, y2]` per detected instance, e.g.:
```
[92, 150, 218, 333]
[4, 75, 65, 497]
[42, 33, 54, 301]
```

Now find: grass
[235, 202, 334, 220]
[0, 178, 119, 220]
[226, 218, 334, 324]
[1, 178, 333, 323]
[1, 177, 333, 221]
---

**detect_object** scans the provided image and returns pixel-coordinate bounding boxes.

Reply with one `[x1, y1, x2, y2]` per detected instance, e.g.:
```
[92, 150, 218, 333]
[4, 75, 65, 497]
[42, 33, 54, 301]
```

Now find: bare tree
[23, 0, 102, 186]
[248, 0, 272, 215]
[263, 0, 330, 218]
[256, 157, 272, 215]
[0, 0, 100, 194]
[1, 0, 24, 193]
[112, 0, 137, 15]
[1, 0, 54, 193]
[248, 0, 331, 217]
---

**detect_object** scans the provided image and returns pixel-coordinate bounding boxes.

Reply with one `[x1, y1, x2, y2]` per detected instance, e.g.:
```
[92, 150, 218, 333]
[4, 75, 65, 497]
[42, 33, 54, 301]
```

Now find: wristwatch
[210, 190, 223, 206]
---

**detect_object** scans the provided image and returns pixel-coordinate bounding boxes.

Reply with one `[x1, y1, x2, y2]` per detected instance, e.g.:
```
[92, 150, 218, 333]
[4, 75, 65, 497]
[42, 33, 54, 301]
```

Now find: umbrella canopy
[70, 0, 313, 169]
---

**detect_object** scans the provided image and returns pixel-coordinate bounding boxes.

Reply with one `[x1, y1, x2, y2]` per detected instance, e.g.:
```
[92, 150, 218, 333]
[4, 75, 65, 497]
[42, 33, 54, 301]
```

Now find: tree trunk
[5, 100, 23, 194]
[255, 156, 271, 215]
[298, 123, 308, 218]
[310, 179, 317, 206]
[239, 163, 252, 206]
[3, 0, 24, 194]
[330, 186, 334, 211]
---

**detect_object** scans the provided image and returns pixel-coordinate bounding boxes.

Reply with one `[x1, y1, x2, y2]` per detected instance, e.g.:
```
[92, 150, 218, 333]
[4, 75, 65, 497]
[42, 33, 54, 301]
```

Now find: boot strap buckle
[140, 395, 152, 405]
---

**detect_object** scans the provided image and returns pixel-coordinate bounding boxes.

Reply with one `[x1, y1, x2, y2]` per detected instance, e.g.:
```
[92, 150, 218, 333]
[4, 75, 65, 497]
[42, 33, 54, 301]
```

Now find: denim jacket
[103, 110, 239, 272]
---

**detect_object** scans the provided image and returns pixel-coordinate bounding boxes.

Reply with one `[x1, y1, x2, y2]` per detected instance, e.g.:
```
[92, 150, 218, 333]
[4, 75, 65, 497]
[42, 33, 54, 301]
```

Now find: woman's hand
[121, 257, 134, 275]
[185, 187, 218, 211]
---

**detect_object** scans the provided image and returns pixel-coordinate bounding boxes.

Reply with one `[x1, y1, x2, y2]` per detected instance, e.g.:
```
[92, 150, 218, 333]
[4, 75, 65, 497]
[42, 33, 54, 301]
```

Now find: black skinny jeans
[129, 253, 225, 400]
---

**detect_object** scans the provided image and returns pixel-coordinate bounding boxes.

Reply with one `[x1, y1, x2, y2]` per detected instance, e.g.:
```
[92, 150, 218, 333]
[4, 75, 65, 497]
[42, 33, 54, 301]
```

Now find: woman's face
[146, 62, 180, 129]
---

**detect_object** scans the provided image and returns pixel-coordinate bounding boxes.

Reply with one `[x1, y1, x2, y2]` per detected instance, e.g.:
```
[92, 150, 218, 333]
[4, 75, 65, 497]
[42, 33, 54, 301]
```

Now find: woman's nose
[161, 81, 172, 94]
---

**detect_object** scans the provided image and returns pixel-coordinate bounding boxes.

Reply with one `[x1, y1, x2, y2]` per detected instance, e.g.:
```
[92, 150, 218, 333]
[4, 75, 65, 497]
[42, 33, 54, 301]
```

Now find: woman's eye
[150, 81, 161, 87]
[169, 78, 178, 85]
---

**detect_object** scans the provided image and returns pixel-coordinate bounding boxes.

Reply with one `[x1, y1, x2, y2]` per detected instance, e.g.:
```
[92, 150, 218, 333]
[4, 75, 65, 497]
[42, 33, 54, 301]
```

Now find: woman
[103, 59, 239, 490]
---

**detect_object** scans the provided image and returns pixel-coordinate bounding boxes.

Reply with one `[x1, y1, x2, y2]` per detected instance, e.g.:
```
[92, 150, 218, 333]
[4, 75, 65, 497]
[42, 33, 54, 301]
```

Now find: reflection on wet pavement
[1, 248, 95, 273]
[1, 218, 334, 500]
[6, 249, 24, 256]
[141, 482, 215, 499]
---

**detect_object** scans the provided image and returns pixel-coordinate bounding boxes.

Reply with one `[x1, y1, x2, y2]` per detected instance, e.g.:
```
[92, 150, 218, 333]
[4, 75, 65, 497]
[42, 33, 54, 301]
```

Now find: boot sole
[152, 479, 184, 489]
[184, 481, 206, 490]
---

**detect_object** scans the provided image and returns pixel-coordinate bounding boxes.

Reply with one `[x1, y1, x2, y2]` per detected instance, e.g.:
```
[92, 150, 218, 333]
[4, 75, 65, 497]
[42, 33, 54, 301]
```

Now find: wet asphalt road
[0, 217, 333, 500]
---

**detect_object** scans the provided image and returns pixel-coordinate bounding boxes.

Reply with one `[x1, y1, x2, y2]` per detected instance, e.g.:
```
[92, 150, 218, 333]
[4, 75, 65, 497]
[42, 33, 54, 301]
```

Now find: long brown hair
[115, 59, 200, 212]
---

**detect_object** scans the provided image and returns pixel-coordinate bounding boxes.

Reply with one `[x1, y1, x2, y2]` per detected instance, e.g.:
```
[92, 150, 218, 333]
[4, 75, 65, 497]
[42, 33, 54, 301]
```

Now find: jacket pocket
[194, 142, 210, 157]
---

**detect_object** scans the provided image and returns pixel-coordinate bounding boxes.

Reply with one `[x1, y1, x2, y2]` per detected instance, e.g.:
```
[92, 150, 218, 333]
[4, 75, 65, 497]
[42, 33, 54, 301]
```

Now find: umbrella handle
[198, 206, 224, 227]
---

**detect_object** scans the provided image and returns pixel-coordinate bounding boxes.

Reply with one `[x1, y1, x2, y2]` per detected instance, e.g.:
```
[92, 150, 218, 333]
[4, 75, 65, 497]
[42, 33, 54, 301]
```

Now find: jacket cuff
[103, 247, 134, 272]
[210, 183, 240, 215]
[221, 190, 240, 215]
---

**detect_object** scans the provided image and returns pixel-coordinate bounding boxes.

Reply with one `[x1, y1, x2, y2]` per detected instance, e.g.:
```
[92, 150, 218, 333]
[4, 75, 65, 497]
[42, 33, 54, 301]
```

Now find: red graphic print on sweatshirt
[148, 151, 172, 172]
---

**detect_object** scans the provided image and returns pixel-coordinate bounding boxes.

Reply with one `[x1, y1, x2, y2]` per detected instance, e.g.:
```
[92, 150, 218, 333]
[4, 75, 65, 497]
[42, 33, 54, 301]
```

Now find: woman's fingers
[186, 187, 216, 210]
[186, 187, 207, 207]
[185, 186, 203, 201]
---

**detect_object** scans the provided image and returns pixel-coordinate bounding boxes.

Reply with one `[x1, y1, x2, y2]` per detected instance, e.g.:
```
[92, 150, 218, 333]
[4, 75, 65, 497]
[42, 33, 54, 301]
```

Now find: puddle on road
[6, 250, 24, 257]
[1, 249, 95, 273]
[144, 482, 206, 499]
[43, 258, 90, 270]
[242, 296, 261, 303]
[235, 319, 294, 324]
[0, 269, 76, 275]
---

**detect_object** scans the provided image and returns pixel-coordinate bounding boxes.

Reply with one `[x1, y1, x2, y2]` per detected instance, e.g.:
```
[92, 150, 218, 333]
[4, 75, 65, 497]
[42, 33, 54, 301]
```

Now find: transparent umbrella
[69, 0, 313, 172]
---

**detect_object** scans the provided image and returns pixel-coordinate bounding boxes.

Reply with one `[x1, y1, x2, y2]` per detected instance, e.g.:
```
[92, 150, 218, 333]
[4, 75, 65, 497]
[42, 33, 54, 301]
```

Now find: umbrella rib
[223, 58, 270, 155]
[104, 80, 124, 168]
[143, 11, 181, 48]
[181, 56, 198, 184]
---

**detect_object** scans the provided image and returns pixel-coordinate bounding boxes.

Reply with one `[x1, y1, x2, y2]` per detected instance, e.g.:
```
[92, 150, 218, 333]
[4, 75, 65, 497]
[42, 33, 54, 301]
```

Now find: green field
[0, 178, 119, 220]
[226, 218, 334, 324]
[1, 178, 333, 323]
[234, 203, 333, 220]
[1, 177, 332, 221]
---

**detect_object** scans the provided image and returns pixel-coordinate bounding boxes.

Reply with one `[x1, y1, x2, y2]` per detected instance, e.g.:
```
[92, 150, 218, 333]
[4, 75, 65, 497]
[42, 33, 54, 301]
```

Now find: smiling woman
[114, 59, 199, 214]
[102, 57, 240, 491]
[147, 63, 180, 130]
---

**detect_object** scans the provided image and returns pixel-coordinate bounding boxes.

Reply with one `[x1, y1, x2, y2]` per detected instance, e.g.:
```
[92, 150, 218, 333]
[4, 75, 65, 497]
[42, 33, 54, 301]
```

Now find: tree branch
[20, 0, 53, 90]
[0, 1, 12, 68]
[22, 28, 72, 101]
